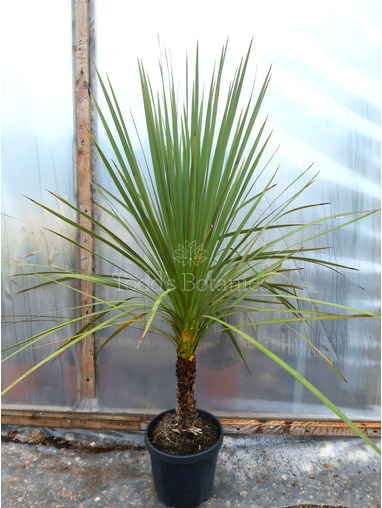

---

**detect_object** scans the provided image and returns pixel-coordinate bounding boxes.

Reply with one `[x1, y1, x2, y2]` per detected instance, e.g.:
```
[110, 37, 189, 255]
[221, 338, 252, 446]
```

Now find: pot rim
[144, 408, 223, 464]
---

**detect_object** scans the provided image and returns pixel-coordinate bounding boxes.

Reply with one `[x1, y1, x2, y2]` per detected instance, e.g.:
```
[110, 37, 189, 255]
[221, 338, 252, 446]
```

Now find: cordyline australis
[2, 42, 380, 454]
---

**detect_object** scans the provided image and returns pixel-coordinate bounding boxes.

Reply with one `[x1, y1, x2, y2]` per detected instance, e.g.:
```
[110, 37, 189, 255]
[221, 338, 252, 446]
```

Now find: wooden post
[73, 0, 95, 397]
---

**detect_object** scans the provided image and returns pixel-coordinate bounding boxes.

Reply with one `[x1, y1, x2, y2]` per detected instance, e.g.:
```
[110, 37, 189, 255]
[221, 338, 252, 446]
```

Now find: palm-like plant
[2, 43, 380, 453]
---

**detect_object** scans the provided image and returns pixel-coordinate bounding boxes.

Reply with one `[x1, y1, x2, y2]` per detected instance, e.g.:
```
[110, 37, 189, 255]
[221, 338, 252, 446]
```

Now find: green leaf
[205, 315, 380, 455]
[140, 288, 175, 343]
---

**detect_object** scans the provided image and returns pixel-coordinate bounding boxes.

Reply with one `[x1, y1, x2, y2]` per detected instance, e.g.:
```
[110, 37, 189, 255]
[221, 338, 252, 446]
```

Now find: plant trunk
[175, 355, 197, 432]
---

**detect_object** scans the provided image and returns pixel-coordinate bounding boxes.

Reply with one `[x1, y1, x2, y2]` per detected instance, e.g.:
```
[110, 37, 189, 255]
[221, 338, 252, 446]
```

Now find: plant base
[145, 408, 223, 508]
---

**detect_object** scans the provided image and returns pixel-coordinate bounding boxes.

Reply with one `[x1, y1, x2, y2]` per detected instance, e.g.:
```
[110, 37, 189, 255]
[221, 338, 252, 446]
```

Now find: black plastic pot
[145, 408, 223, 508]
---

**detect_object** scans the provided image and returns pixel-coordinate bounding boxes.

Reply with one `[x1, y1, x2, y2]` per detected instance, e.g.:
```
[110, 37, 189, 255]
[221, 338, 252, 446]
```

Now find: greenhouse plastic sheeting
[1, 1, 78, 409]
[1, 1, 380, 420]
[92, 0, 380, 419]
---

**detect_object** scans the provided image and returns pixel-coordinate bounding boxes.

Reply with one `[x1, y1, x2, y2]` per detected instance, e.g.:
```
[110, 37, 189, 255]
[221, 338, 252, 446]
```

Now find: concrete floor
[1, 425, 380, 507]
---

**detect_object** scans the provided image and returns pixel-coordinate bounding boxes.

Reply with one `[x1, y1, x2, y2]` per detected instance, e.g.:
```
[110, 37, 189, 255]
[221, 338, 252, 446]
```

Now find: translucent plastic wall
[94, 0, 380, 419]
[1, 1, 77, 408]
[2, 1, 380, 421]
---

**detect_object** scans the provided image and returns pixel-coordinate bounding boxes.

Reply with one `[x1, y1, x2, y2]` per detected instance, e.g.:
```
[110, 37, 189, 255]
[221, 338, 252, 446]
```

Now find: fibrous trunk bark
[175, 356, 197, 432]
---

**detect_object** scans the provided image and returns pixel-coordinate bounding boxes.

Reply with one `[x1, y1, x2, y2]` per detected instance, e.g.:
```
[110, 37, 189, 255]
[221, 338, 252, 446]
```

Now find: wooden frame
[2, 410, 380, 437]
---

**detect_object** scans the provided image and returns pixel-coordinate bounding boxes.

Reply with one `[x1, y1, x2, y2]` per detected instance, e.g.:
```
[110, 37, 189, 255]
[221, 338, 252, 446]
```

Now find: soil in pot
[148, 410, 220, 455]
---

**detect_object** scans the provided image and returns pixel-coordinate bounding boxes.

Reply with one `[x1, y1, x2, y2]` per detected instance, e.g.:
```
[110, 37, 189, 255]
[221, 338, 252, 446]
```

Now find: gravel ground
[1, 425, 380, 507]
